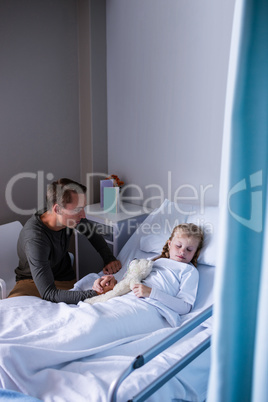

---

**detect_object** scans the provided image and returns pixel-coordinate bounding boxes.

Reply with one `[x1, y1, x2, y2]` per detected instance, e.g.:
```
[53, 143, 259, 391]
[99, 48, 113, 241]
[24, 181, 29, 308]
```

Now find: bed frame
[110, 305, 213, 402]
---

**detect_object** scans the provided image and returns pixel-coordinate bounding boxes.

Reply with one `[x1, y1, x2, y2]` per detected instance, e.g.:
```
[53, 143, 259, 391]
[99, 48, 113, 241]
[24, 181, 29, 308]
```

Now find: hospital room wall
[0, 0, 236, 226]
[0, 0, 109, 225]
[0, 0, 81, 225]
[106, 0, 236, 209]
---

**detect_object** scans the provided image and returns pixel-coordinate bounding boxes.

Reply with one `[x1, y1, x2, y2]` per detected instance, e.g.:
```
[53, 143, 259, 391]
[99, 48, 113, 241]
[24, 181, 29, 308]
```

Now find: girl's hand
[132, 284, 152, 298]
[93, 275, 117, 294]
[100, 275, 117, 293]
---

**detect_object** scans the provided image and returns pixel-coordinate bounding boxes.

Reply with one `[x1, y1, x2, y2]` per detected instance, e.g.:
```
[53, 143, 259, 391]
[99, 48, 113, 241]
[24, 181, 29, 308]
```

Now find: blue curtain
[207, 0, 268, 401]
[0, 389, 41, 401]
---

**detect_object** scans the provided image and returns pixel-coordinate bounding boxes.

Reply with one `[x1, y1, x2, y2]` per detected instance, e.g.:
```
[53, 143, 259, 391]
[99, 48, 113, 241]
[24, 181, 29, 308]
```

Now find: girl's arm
[132, 284, 191, 315]
[149, 287, 191, 315]
[132, 266, 199, 315]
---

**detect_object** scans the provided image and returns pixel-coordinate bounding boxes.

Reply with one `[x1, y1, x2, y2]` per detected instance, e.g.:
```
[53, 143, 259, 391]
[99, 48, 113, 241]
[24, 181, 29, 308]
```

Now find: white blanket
[0, 262, 214, 402]
[76, 258, 199, 327]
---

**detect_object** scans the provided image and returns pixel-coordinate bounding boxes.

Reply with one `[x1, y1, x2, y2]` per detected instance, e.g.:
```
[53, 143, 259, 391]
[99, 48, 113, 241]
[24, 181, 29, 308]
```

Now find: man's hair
[46, 178, 87, 210]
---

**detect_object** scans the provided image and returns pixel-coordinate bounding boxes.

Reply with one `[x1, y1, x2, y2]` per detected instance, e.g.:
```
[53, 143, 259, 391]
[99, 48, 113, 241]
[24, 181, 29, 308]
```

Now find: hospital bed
[0, 199, 217, 401]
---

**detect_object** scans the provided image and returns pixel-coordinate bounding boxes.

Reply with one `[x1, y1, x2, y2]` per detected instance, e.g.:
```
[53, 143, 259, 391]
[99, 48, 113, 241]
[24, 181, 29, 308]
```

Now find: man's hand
[103, 260, 122, 274]
[132, 284, 152, 298]
[92, 275, 117, 294]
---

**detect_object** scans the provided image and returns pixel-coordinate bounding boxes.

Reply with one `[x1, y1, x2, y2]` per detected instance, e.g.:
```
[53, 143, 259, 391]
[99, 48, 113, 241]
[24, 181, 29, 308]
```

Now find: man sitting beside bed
[8, 178, 121, 304]
[8, 175, 203, 317]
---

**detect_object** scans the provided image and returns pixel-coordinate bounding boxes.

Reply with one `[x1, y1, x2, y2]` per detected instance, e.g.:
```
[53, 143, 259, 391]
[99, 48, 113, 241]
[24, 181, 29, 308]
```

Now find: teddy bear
[84, 258, 153, 305]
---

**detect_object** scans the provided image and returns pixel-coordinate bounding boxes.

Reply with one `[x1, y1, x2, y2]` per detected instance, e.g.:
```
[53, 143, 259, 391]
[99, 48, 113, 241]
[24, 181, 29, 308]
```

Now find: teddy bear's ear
[129, 258, 138, 266]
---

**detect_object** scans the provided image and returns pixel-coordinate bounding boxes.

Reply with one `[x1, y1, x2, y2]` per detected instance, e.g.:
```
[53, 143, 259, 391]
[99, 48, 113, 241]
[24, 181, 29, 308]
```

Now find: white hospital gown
[126, 258, 199, 327]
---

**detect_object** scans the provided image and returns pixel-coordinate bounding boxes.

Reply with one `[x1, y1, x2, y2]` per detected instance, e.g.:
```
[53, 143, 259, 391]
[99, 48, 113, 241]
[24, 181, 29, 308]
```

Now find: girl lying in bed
[77, 223, 204, 326]
[0, 222, 205, 401]
[0, 224, 205, 401]
[132, 223, 203, 314]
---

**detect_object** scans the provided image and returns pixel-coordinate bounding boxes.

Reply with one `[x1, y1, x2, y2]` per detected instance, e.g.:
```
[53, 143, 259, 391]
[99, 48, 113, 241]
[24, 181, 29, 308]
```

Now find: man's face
[57, 192, 86, 229]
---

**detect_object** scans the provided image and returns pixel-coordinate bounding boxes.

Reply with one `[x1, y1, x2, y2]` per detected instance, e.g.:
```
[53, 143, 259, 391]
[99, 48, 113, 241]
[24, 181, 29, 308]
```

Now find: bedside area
[75, 202, 151, 280]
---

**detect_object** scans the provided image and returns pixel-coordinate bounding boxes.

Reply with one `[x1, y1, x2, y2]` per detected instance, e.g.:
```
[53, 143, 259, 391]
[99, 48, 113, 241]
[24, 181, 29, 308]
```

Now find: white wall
[0, 0, 81, 224]
[78, 0, 108, 203]
[106, 0, 236, 209]
[0, 0, 236, 225]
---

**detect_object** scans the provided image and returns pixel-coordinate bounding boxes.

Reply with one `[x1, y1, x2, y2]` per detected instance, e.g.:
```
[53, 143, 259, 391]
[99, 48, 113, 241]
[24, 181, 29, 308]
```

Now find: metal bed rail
[109, 305, 213, 402]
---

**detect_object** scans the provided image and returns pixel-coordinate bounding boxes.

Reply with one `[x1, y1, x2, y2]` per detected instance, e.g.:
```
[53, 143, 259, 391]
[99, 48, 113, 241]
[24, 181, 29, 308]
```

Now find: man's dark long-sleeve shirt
[15, 212, 116, 304]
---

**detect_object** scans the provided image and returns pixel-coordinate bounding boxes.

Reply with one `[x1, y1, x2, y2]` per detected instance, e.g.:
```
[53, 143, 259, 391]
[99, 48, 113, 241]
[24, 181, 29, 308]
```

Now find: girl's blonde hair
[153, 223, 204, 267]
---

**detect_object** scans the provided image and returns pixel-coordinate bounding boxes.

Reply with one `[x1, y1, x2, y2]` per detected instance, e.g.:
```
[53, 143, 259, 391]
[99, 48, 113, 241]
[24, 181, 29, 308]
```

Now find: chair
[0, 221, 23, 299]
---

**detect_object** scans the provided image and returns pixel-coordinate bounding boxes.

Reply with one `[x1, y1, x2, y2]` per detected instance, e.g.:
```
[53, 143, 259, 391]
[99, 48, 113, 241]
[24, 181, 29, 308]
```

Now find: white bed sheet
[0, 203, 215, 402]
[0, 262, 213, 402]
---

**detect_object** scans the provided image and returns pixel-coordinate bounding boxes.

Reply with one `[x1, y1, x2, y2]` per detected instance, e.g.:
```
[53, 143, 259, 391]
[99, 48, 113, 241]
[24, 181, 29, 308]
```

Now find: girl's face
[168, 232, 200, 264]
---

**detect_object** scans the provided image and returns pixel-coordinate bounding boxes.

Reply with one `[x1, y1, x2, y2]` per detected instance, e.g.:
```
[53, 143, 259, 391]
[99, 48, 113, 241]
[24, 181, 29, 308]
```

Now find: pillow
[139, 199, 193, 254]
[142, 198, 192, 233]
[140, 233, 166, 254]
[187, 206, 219, 266]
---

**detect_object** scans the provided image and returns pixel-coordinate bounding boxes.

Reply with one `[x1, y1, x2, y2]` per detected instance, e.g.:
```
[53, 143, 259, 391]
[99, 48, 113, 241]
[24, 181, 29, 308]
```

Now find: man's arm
[42, 284, 98, 304]
[25, 240, 98, 304]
